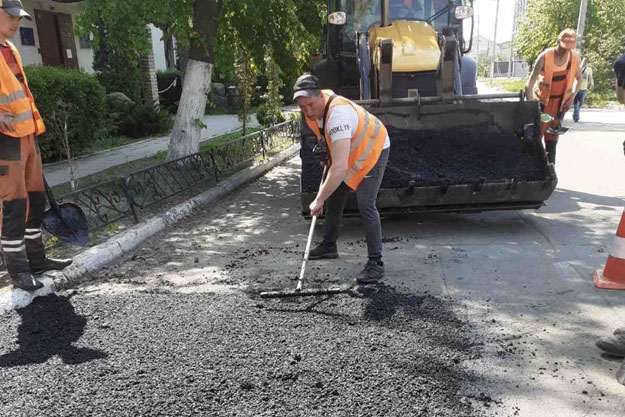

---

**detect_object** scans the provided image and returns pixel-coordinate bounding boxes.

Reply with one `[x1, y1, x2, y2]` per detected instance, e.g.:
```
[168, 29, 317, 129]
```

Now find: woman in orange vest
[525, 29, 582, 165]
[0, 2, 71, 291]
[294, 74, 390, 284]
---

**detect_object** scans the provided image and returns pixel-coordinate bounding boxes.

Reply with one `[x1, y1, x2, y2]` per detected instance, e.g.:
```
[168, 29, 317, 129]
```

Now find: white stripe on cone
[611, 236, 625, 260]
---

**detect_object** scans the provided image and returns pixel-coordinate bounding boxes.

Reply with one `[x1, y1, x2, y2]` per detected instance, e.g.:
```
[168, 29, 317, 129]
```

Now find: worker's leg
[545, 140, 557, 164]
[355, 148, 389, 263]
[355, 148, 389, 284]
[23, 135, 47, 269]
[23, 135, 72, 274]
[308, 181, 351, 260]
[321, 182, 350, 244]
[573, 92, 582, 122]
[0, 135, 42, 291]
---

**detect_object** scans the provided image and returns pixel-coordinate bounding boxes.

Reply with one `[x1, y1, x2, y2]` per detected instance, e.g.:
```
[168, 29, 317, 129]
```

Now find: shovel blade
[42, 203, 89, 247]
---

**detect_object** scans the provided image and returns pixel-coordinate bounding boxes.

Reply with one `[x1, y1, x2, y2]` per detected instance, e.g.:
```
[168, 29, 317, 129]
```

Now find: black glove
[313, 141, 329, 165]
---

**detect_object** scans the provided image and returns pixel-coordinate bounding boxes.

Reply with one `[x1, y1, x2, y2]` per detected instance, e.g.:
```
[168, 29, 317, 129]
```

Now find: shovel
[41, 176, 89, 247]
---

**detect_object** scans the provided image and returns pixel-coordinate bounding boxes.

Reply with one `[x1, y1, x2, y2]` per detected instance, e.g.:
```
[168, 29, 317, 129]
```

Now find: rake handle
[296, 165, 328, 292]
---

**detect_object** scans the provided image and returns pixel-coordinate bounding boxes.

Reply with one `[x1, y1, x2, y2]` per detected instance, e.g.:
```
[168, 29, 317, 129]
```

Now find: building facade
[14, 0, 173, 73]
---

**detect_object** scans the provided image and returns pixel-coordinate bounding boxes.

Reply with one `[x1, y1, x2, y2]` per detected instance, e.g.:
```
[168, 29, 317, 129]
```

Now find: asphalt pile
[301, 123, 546, 192]
[0, 287, 486, 416]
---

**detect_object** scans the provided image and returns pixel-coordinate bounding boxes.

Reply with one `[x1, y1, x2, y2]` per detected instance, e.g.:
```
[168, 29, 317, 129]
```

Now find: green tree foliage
[215, 0, 325, 93]
[516, 0, 625, 96]
[234, 41, 255, 136]
[257, 46, 286, 127]
[78, 0, 325, 101]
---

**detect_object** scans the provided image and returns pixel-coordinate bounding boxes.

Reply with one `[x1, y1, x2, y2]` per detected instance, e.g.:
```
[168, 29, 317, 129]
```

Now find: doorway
[34, 9, 79, 69]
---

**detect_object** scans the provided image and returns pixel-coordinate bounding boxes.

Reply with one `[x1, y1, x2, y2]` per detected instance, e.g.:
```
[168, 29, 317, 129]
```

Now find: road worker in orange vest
[0, 1, 71, 291]
[294, 74, 390, 284]
[525, 29, 582, 165]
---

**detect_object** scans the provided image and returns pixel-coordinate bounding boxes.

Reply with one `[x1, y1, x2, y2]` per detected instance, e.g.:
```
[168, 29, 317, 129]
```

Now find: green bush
[25, 66, 105, 163]
[157, 69, 182, 113]
[106, 98, 173, 138]
[256, 104, 285, 127]
[96, 53, 142, 103]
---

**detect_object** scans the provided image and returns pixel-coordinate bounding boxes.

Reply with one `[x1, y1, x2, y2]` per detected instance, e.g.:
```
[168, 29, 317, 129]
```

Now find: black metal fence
[55, 118, 300, 233]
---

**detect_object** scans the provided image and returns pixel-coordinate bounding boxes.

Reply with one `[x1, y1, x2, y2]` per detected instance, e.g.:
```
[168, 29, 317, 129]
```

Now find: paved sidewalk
[44, 114, 259, 187]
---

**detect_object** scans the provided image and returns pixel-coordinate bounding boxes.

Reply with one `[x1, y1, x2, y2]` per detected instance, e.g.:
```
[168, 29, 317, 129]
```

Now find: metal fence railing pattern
[53, 118, 301, 234]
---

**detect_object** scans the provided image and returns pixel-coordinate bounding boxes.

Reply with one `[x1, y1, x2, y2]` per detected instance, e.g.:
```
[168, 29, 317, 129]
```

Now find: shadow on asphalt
[539, 188, 625, 214]
[566, 122, 625, 133]
[0, 294, 107, 368]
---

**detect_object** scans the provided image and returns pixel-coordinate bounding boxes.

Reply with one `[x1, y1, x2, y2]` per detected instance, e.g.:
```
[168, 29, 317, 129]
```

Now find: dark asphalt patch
[0, 288, 485, 416]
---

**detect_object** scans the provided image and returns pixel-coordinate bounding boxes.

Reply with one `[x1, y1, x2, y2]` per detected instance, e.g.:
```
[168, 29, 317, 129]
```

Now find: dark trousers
[545, 140, 557, 165]
[573, 90, 587, 121]
[0, 134, 47, 275]
[323, 148, 389, 261]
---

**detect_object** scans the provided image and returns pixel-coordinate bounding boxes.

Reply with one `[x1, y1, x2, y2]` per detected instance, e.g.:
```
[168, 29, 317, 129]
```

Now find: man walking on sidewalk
[294, 74, 390, 284]
[0, 1, 71, 291]
[573, 56, 594, 122]
[525, 29, 582, 164]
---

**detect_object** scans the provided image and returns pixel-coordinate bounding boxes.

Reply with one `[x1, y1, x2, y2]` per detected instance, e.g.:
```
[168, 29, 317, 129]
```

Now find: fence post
[124, 177, 140, 223]
[208, 151, 220, 183]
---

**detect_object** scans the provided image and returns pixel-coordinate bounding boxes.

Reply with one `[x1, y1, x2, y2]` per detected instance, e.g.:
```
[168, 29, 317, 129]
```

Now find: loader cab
[313, 0, 475, 99]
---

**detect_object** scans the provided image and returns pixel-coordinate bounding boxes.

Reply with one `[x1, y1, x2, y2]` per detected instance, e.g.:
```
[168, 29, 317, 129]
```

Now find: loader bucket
[300, 99, 557, 215]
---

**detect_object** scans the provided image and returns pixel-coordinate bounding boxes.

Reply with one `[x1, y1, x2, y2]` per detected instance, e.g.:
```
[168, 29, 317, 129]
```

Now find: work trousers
[323, 147, 390, 261]
[0, 133, 47, 275]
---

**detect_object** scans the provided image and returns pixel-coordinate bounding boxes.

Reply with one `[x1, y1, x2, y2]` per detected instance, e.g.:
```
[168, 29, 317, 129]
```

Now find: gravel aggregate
[0, 287, 485, 416]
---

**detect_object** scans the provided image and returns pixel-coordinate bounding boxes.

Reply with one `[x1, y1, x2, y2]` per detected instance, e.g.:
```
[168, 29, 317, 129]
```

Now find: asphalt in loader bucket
[300, 98, 557, 215]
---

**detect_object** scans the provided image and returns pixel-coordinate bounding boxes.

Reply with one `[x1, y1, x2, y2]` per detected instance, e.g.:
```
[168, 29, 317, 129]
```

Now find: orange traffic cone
[594, 209, 625, 290]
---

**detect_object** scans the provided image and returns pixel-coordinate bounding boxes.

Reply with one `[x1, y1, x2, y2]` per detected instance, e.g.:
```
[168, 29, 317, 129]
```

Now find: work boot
[596, 328, 625, 357]
[308, 242, 338, 260]
[356, 260, 384, 284]
[11, 272, 44, 291]
[30, 258, 73, 275]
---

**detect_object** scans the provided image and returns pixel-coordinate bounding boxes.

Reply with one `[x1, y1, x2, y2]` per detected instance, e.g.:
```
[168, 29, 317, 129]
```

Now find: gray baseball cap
[293, 74, 321, 101]
[1, 0, 31, 20]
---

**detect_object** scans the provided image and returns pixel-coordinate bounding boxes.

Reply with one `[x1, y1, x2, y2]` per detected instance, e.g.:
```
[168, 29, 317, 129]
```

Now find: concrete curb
[1, 143, 300, 312]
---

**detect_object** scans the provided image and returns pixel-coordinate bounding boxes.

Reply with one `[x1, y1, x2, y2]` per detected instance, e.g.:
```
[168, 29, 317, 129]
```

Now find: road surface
[1, 108, 624, 416]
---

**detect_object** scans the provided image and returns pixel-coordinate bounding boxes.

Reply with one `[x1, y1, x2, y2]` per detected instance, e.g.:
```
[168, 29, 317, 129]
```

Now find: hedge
[25, 66, 105, 163]
[157, 69, 182, 113]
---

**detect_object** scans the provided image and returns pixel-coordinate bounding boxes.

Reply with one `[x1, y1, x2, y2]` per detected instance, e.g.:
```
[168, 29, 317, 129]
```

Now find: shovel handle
[42, 174, 60, 211]
[296, 166, 328, 292]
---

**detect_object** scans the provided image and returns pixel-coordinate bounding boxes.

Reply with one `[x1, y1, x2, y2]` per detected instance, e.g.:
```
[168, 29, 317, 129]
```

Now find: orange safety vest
[304, 90, 387, 190]
[0, 41, 45, 137]
[537, 48, 580, 111]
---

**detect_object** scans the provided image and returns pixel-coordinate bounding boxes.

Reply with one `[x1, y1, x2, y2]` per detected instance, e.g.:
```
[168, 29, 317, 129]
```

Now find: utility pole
[490, 0, 500, 84]
[476, 14, 480, 75]
[576, 0, 589, 51]
[508, 0, 518, 78]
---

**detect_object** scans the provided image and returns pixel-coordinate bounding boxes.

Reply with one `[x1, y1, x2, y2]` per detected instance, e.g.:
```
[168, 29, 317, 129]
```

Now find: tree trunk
[166, 0, 220, 161]
[167, 60, 212, 160]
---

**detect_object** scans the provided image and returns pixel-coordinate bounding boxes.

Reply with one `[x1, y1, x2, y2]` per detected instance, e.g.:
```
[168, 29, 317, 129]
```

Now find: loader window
[336, 0, 462, 34]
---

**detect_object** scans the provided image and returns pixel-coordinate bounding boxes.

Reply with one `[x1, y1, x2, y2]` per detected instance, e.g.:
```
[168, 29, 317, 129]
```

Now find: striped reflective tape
[345, 118, 381, 182]
[349, 113, 371, 152]
[1, 239, 23, 245]
[2, 244, 25, 253]
[12, 109, 33, 123]
[0, 89, 26, 105]
[24, 232, 41, 239]
[611, 236, 625, 260]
